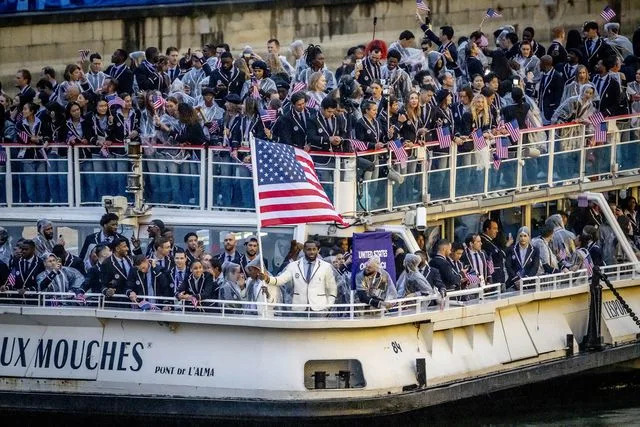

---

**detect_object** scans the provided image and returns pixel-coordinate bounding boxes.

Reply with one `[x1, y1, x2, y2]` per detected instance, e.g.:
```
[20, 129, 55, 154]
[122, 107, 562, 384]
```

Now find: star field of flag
[257, 141, 307, 185]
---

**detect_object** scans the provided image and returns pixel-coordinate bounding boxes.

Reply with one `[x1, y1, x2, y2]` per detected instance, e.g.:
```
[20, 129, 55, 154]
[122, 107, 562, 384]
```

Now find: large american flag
[390, 139, 408, 167]
[253, 139, 346, 227]
[472, 129, 487, 150]
[505, 119, 520, 143]
[600, 6, 616, 22]
[436, 126, 452, 148]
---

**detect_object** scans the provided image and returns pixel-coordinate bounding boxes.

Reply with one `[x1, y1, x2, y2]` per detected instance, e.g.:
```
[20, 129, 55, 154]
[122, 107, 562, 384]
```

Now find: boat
[1, 113, 639, 419]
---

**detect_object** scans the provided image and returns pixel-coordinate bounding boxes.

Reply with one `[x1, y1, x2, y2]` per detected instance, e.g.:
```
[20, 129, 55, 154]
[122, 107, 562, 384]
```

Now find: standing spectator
[531, 226, 560, 275]
[260, 240, 337, 313]
[52, 244, 85, 275]
[87, 53, 108, 93]
[214, 233, 245, 266]
[134, 47, 161, 92]
[429, 239, 461, 291]
[547, 27, 568, 67]
[36, 252, 85, 294]
[10, 240, 45, 293]
[536, 55, 565, 125]
[16, 102, 48, 203]
[604, 22, 634, 60]
[592, 57, 622, 117]
[106, 49, 134, 94]
[562, 65, 591, 102]
[56, 64, 90, 107]
[100, 237, 133, 299]
[505, 226, 540, 290]
[15, 69, 36, 107]
[125, 255, 171, 307]
[78, 213, 135, 261]
[581, 21, 614, 75]
[207, 52, 246, 107]
[266, 38, 295, 76]
[176, 260, 214, 304]
[165, 47, 181, 83]
[34, 219, 61, 258]
[462, 233, 490, 284]
[480, 219, 511, 285]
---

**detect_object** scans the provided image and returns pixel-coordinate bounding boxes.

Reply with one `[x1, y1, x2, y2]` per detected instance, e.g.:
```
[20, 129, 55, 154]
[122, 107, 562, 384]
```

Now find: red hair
[365, 39, 388, 59]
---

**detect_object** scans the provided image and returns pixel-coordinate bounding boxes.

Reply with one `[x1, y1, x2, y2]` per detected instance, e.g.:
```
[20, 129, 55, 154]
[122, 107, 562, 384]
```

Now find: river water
[3, 372, 640, 426]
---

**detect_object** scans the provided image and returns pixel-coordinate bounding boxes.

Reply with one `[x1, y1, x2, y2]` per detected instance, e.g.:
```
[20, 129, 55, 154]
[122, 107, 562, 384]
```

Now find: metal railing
[1, 262, 636, 322]
[1, 113, 638, 212]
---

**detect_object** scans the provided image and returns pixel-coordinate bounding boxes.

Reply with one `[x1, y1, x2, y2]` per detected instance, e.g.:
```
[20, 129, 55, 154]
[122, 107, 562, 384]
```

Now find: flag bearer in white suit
[260, 240, 337, 312]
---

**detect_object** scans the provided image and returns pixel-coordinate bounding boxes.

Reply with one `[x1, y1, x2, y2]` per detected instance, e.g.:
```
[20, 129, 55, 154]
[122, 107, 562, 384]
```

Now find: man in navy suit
[591, 57, 622, 117]
[537, 55, 565, 125]
[214, 233, 245, 266]
[581, 21, 614, 75]
[429, 239, 461, 291]
[79, 213, 139, 262]
[505, 227, 540, 290]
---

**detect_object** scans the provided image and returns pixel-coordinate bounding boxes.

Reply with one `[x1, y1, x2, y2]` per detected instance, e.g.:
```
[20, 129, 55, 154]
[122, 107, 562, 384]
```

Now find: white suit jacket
[268, 258, 337, 312]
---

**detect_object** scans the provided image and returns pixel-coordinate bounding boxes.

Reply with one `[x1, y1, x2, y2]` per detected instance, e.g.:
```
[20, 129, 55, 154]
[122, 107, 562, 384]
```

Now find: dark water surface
[3, 371, 640, 426]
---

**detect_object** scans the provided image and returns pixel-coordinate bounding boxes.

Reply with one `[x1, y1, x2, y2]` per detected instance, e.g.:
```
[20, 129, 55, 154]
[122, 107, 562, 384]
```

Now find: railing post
[516, 139, 523, 190]
[547, 128, 555, 187]
[73, 147, 81, 207]
[199, 147, 206, 210]
[386, 152, 393, 212]
[609, 118, 617, 177]
[206, 148, 213, 210]
[333, 156, 340, 206]
[579, 124, 587, 182]
[67, 148, 74, 207]
[421, 150, 429, 202]
[449, 143, 457, 201]
[5, 148, 12, 207]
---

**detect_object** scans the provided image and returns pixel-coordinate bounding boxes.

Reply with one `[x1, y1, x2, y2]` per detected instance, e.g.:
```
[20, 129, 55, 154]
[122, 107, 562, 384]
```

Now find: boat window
[532, 200, 560, 236]
[454, 214, 484, 243]
[304, 360, 365, 390]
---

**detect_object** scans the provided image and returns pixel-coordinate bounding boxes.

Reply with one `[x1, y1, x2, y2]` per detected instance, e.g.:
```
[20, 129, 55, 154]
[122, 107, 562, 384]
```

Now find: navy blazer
[429, 255, 461, 291]
[505, 245, 540, 289]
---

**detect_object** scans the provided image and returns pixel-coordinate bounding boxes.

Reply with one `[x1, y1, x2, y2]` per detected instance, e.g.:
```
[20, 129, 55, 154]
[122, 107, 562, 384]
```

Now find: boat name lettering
[602, 300, 629, 320]
[154, 365, 215, 377]
[0, 337, 144, 372]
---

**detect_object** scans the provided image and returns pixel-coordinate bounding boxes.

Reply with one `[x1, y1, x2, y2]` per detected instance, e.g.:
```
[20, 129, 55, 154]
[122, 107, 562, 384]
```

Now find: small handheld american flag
[260, 109, 278, 128]
[390, 139, 408, 167]
[436, 126, 452, 148]
[78, 49, 91, 61]
[138, 300, 159, 311]
[7, 272, 15, 288]
[289, 82, 307, 97]
[558, 247, 567, 261]
[251, 81, 261, 100]
[583, 254, 594, 277]
[600, 6, 616, 22]
[208, 120, 220, 134]
[472, 129, 487, 150]
[306, 96, 319, 110]
[485, 8, 502, 18]
[492, 152, 501, 171]
[465, 271, 481, 286]
[108, 97, 126, 109]
[496, 137, 509, 159]
[487, 258, 495, 275]
[189, 295, 200, 308]
[153, 95, 166, 111]
[19, 131, 30, 143]
[349, 139, 368, 152]
[416, 0, 429, 12]
[505, 119, 520, 143]
[589, 112, 607, 143]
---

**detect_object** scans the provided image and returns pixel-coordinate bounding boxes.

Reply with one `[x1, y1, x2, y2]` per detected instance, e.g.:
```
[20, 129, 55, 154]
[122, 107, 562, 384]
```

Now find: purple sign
[351, 232, 396, 289]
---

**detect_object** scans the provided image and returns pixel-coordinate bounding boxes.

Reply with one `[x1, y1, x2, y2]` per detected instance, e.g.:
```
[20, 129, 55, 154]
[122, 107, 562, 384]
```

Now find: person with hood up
[505, 227, 540, 290]
[0, 227, 11, 266]
[545, 214, 576, 266]
[396, 253, 441, 304]
[218, 261, 248, 310]
[34, 219, 64, 259]
[355, 255, 397, 309]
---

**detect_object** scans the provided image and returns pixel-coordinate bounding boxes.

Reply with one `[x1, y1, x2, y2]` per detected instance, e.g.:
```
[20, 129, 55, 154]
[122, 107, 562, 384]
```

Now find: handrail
[2, 262, 637, 321]
[1, 113, 639, 211]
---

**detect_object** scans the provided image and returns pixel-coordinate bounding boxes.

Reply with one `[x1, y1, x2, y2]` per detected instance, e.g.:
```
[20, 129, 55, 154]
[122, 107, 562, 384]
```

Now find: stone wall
[1, 0, 638, 93]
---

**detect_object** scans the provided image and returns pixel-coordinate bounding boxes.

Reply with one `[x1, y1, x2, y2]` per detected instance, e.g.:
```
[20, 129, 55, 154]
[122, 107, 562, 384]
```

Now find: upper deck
[1, 113, 638, 222]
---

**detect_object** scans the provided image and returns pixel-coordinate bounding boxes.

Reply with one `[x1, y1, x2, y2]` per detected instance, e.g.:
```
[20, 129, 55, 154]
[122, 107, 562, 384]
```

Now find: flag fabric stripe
[390, 139, 408, 167]
[472, 129, 487, 150]
[589, 113, 607, 143]
[601, 6, 616, 22]
[485, 8, 502, 18]
[254, 139, 346, 227]
[19, 131, 30, 143]
[436, 126, 452, 148]
[349, 139, 368, 152]
[496, 137, 509, 159]
[416, 0, 429, 12]
[492, 154, 501, 171]
[505, 119, 520, 143]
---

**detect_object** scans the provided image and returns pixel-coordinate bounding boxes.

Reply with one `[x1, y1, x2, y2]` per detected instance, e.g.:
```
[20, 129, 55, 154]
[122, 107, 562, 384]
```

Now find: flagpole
[249, 135, 266, 273]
